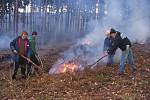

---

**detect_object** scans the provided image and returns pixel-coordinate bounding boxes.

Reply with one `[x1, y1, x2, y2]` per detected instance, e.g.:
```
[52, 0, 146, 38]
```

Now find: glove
[103, 51, 107, 55]
[13, 50, 18, 54]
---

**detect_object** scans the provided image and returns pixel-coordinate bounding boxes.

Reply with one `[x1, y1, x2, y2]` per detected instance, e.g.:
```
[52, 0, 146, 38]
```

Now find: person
[29, 32, 38, 55]
[28, 31, 40, 75]
[103, 30, 115, 66]
[10, 31, 31, 79]
[107, 28, 136, 75]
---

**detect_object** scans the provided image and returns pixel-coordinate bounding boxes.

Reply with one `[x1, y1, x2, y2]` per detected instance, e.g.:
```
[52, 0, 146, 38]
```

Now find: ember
[59, 60, 83, 73]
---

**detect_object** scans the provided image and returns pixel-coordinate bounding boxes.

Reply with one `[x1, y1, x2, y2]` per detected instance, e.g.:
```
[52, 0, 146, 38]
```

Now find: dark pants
[28, 53, 40, 75]
[12, 57, 28, 79]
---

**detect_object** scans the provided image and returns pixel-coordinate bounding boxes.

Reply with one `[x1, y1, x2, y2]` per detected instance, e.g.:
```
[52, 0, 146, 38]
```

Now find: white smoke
[0, 35, 12, 49]
[49, 0, 150, 74]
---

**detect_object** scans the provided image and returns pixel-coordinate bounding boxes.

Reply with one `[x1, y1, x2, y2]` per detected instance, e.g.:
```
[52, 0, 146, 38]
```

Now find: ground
[0, 43, 150, 100]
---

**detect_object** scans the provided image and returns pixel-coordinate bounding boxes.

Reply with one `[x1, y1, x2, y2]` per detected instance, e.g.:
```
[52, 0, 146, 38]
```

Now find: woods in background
[0, 0, 107, 44]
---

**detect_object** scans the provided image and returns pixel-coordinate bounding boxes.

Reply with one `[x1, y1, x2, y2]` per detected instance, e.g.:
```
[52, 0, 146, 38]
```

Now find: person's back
[115, 31, 132, 51]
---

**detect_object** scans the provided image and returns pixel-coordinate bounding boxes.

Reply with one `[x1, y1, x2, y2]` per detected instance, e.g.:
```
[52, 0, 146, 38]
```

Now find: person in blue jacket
[103, 30, 115, 66]
[10, 31, 31, 79]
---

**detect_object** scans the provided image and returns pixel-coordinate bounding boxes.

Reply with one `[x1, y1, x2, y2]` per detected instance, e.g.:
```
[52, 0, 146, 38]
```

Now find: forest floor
[0, 43, 150, 100]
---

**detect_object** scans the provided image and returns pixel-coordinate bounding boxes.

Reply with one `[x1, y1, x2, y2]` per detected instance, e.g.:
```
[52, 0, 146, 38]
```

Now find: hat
[21, 31, 28, 36]
[110, 28, 116, 34]
[105, 30, 110, 35]
[32, 31, 37, 35]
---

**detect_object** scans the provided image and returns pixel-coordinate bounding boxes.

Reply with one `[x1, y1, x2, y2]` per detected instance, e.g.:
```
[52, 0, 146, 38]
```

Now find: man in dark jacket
[103, 30, 115, 66]
[107, 28, 136, 75]
[10, 31, 30, 79]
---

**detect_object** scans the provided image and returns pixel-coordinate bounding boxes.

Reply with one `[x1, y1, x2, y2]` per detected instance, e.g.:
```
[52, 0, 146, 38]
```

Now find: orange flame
[61, 62, 78, 73]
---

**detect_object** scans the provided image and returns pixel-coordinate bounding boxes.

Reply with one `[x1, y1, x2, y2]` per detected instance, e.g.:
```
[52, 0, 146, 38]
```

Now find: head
[105, 30, 110, 38]
[32, 31, 37, 38]
[110, 28, 116, 38]
[21, 31, 28, 39]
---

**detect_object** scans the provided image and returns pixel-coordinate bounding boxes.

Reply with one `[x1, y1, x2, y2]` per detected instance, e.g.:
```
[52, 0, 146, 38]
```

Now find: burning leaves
[62, 62, 78, 73]
[54, 60, 82, 74]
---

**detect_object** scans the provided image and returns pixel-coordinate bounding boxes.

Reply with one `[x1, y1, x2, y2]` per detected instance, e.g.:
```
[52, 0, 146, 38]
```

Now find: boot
[12, 74, 16, 80]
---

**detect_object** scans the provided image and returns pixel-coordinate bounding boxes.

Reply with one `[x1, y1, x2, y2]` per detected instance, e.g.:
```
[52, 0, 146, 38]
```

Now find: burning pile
[61, 61, 80, 73]
[49, 59, 82, 74]
[49, 38, 102, 74]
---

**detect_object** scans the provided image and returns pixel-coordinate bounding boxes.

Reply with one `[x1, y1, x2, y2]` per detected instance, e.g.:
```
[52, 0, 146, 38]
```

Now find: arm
[108, 37, 120, 55]
[10, 38, 17, 52]
[103, 38, 108, 52]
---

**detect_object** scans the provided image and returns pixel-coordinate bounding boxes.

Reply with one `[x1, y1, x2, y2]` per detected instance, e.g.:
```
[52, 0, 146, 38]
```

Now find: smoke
[126, 0, 150, 43]
[0, 35, 12, 49]
[49, 0, 150, 74]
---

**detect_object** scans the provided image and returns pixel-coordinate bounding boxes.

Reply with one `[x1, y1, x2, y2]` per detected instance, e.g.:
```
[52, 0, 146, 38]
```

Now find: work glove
[13, 50, 18, 54]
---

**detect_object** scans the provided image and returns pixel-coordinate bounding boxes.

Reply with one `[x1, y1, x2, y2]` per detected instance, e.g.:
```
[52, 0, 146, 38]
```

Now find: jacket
[10, 36, 30, 62]
[108, 31, 132, 55]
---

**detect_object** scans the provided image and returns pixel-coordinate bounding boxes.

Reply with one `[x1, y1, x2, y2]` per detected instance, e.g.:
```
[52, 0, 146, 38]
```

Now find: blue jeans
[119, 48, 135, 72]
[107, 54, 114, 66]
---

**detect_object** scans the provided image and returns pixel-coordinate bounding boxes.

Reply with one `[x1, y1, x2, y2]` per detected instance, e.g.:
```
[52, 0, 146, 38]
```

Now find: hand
[104, 51, 108, 55]
[102, 51, 108, 57]
[104, 52, 108, 56]
[13, 50, 18, 54]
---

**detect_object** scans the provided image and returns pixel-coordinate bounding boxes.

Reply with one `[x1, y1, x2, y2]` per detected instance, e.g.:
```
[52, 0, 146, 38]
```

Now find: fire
[61, 62, 78, 73]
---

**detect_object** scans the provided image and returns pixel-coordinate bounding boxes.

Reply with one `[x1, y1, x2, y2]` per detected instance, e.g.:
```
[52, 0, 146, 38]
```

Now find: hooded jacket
[108, 31, 132, 55]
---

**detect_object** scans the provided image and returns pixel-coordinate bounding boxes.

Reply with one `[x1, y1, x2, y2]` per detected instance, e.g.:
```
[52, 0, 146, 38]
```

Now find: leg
[27, 63, 32, 76]
[119, 50, 129, 74]
[107, 55, 111, 66]
[32, 54, 40, 72]
[128, 48, 136, 71]
[110, 54, 115, 65]
[21, 66, 26, 76]
[12, 62, 19, 79]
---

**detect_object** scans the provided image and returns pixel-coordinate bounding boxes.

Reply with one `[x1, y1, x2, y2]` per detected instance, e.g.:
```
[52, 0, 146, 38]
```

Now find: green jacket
[29, 37, 37, 54]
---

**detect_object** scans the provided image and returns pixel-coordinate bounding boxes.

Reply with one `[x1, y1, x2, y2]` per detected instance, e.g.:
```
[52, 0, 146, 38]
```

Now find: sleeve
[27, 39, 31, 50]
[103, 38, 108, 51]
[10, 38, 17, 51]
[108, 37, 120, 55]
[28, 37, 32, 45]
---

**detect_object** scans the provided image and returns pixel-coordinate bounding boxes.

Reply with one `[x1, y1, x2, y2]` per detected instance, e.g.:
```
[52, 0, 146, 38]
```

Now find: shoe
[12, 75, 16, 80]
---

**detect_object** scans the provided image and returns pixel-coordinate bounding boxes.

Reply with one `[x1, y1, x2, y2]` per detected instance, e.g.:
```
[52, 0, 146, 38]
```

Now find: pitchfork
[88, 54, 108, 68]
